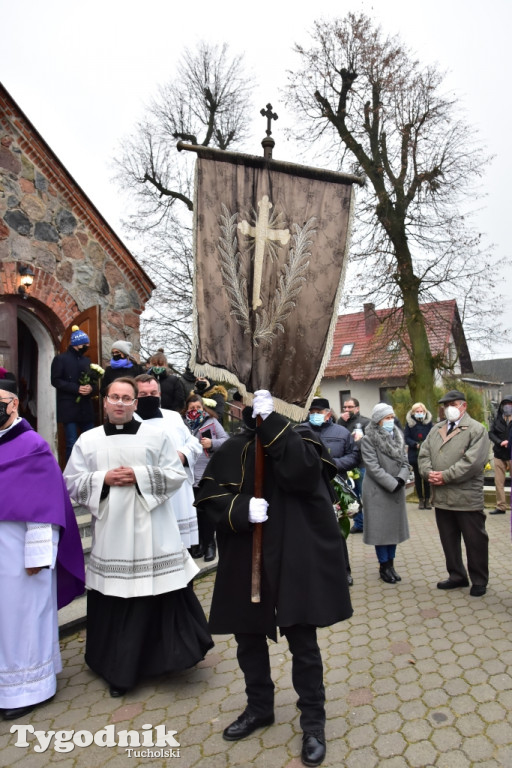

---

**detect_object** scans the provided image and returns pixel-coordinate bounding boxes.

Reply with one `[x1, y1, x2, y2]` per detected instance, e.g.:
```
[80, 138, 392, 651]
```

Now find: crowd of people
[1, 334, 510, 767]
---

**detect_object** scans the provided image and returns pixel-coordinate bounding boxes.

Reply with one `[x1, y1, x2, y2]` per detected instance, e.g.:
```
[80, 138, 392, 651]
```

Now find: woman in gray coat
[360, 403, 411, 584]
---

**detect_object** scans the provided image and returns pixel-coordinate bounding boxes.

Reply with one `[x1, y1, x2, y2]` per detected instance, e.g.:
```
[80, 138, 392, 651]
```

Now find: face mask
[503, 404, 512, 416]
[415, 412, 425, 420]
[151, 366, 166, 375]
[111, 353, 123, 361]
[186, 408, 207, 428]
[195, 380, 208, 392]
[309, 413, 325, 427]
[444, 405, 461, 422]
[381, 420, 394, 432]
[75, 345, 88, 355]
[0, 401, 12, 428]
[136, 396, 161, 420]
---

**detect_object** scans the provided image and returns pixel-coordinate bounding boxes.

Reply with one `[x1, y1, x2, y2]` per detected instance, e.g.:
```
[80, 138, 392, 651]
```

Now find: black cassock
[196, 412, 353, 641]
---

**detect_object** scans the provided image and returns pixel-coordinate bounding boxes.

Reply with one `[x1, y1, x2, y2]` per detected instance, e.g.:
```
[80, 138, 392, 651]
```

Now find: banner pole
[251, 415, 265, 602]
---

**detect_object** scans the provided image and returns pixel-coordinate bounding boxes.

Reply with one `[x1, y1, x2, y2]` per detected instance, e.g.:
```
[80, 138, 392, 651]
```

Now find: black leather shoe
[350, 526, 363, 534]
[204, 542, 216, 562]
[222, 710, 274, 741]
[301, 732, 326, 767]
[490, 509, 506, 515]
[347, 573, 354, 587]
[189, 544, 204, 559]
[3, 704, 35, 720]
[470, 585, 487, 597]
[437, 578, 469, 590]
[109, 686, 128, 698]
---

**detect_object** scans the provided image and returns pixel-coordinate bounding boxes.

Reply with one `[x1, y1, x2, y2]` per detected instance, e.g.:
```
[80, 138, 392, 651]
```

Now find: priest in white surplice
[134, 373, 201, 549]
[64, 377, 213, 697]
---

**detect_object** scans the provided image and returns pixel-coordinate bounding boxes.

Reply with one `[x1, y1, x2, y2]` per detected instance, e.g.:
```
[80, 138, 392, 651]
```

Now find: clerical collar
[0, 416, 22, 438]
[103, 419, 141, 436]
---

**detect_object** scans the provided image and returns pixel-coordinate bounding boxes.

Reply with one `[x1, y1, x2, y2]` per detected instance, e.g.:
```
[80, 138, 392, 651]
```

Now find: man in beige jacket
[418, 390, 489, 597]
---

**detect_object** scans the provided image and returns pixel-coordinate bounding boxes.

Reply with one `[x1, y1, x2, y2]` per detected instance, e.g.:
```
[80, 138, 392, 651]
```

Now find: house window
[340, 343, 354, 356]
[379, 387, 393, 404]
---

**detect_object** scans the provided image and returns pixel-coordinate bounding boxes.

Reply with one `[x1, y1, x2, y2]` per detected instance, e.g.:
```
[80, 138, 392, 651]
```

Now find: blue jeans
[64, 421, 94, 461]
[375, 544, 397, 564]
[351, 467, 365, 530]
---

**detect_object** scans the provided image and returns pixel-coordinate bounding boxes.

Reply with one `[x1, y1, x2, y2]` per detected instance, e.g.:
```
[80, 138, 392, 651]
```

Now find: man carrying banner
[181, 120, 362, 766]
[196, 390, 352, 767]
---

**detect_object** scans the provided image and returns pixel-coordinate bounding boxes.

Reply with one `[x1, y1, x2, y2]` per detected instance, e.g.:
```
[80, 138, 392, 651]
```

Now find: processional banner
[189, 147, 361, 421]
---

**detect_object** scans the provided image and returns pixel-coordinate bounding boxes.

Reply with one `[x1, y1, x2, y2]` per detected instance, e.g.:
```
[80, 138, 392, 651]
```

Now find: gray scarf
[365, 421, 405, 461]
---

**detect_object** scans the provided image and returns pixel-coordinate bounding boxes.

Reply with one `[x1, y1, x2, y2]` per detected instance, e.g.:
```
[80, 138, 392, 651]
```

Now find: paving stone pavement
[2, 503, 512, 767]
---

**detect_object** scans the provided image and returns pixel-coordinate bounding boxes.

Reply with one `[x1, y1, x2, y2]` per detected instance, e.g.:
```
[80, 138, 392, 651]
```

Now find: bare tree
[114, 42, 254, 367]
[285, 13, 500, 409]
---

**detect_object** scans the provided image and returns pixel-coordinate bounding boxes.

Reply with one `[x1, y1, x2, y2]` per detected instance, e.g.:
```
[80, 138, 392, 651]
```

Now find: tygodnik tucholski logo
[10, 723, 181, 757]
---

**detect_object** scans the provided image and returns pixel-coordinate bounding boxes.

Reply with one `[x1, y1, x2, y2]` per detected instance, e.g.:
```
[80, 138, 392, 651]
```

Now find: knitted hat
[310, 397, 330, 411]
[70, 327, 90, 346]
[112, 340, 132, 356]
[371, 402, 394, 423]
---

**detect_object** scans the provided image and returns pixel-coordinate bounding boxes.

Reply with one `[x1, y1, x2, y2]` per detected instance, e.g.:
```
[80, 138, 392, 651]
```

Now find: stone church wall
[0, 94, 153, 361]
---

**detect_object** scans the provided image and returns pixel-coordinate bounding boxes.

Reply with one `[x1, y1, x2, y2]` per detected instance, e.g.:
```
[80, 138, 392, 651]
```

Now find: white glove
[248, 497, 269, 523]
[252, 389, 274, 420]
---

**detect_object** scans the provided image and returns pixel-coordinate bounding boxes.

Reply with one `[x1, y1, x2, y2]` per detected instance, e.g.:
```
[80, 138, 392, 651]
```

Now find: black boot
[388, 559, 402, 582]
[379, 561, 397, 584]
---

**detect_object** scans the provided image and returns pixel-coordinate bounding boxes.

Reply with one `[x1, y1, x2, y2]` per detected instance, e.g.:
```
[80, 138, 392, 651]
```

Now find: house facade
[320, 300, 473, 417]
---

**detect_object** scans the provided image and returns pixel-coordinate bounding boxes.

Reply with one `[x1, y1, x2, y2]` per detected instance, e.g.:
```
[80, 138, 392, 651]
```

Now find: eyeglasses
[106, 395, 136, 405]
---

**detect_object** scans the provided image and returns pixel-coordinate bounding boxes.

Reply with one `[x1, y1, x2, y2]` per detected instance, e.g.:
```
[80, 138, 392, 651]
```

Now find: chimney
[364, 303, 378, 336]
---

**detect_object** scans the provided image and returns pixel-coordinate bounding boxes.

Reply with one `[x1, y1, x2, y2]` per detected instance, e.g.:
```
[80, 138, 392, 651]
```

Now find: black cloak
[195, 412, 353, 640]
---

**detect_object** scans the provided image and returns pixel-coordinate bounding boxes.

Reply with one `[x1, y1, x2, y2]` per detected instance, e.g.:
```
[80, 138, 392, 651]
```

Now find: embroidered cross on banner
[238, 195, 290, 310]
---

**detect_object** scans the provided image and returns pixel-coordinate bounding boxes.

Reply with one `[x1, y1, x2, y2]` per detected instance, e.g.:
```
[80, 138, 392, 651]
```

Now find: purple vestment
[0, 419, 85, 608]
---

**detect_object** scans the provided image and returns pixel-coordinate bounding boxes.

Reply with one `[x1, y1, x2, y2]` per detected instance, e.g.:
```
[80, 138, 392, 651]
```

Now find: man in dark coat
[305, 396, 359, 585]
[51, 327, 96, 460]
[195, 390, 352, 768]
[338, 397, 370, 533]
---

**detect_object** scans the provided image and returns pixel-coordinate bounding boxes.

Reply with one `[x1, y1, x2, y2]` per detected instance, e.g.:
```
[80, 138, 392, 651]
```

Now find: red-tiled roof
[324, 299, 471, 380]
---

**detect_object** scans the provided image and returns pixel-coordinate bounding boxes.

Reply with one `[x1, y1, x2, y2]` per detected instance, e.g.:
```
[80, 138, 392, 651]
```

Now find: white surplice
[135, 409, 202, 548]
[0, 521, 60, 709]
[64, 421, 198, 598]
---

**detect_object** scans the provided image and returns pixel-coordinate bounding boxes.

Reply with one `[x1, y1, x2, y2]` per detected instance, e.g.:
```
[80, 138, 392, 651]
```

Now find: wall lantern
[18, 264, 35, 298]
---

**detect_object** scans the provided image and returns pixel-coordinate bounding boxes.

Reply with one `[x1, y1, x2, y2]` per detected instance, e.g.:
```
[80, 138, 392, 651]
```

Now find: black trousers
[234, 625, 325, 732]
[411, 461, 430, 501]
[435, 507, 489, 586]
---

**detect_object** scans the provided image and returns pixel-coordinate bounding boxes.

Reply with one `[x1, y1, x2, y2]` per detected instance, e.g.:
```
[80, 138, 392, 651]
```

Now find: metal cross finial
[260, 104, 278, 137]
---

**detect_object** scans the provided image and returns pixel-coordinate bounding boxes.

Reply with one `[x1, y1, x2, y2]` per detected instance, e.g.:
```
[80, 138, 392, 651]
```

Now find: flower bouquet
[332, 474, 360, 539]
[76, 363, 104, 402]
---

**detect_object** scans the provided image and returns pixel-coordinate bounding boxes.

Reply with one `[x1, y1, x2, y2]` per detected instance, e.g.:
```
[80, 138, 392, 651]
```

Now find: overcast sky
[1, 0, 510, 359]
